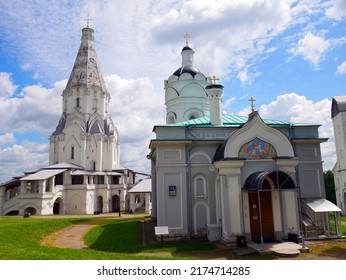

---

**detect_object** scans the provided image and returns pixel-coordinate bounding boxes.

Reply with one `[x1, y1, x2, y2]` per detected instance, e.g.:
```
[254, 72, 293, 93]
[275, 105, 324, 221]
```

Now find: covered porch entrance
[244, 170, 297, 244]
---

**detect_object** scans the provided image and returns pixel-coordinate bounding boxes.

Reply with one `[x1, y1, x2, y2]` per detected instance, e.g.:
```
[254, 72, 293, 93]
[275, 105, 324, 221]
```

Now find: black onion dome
[173, 64, 201, 77]
[182, 46, 193, 51]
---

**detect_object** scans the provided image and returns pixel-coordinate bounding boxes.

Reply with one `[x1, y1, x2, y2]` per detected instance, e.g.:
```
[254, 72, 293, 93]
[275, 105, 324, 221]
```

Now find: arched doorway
[111, 195, 119, 212]
[97, 196, 103, 213]
[244, 170, 296, 243]
[24, 207, 37, 215]
[53, 198, 63, 214]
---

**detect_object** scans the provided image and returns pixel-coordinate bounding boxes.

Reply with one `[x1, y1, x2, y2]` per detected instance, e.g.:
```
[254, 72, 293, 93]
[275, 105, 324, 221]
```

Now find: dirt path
[41, 213, 145, 249]
[42, 224, 95, 249]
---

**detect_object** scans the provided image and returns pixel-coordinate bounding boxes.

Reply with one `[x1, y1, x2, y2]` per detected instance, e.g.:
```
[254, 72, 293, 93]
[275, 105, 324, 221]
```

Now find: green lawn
[0, 216, 170, 260]
[84, 218, 215, 254]
[0, 216, 214, 260]
[1, 214, 345, 260]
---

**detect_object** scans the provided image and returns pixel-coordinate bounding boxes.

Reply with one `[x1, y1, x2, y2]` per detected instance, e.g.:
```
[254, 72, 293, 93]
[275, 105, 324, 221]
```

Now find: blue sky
[0, 0, 346, 183]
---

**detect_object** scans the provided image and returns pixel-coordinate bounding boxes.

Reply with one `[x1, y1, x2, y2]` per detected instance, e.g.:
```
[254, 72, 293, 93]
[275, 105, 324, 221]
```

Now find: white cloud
[0, 0, 311, 87]
[105, 74, 165, 172]
[20, 63, 32, 71]
[0, 133, 15, 146]
[0, 80, 64, 135]
[0, 0, 342, 89]
[259, 93, 335, 170]
[289, 32, 330, 68]
[147, 0, 294, 82]
[0, 142, 49, 183]
[325, 0, 346, 20]
[337, 60, 346, 74]
[0, 73, 17, 99]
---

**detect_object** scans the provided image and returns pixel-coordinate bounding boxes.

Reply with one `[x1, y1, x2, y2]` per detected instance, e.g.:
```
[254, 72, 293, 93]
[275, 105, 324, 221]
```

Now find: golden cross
[249, 97, 256, 112]
[84, 14, 93, 28]
[210, 75, 219, 85]
[184, 33, 190, 46]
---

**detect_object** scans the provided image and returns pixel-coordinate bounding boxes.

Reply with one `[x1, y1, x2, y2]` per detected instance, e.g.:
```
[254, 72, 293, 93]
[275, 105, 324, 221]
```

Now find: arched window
[71, 146, 74, 159]
[194, 175, 207, 198]
[92, 98, 98, 110]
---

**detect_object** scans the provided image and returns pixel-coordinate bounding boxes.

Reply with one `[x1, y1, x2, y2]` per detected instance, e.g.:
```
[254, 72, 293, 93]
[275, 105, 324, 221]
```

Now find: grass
[0, 216, 172, 260]
[1, 214, 345, 260]
[0, 215, 214, 260]
[84, 218, 215, 254]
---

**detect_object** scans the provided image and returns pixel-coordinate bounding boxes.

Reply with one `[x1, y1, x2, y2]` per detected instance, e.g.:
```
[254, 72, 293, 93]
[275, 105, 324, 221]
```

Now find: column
[129, 193, 135, 212]
[49, 137, 55, 165]
[97, 135, 103, 171]
[226, 173, 243, 235]
[215, 160, 244, 243]
[80, 134, 87, 168]
[145, 192, 151, 213]
[20, 181, 27, 194]
[89, 175, 94, 185]
[39, 180, 45, 194]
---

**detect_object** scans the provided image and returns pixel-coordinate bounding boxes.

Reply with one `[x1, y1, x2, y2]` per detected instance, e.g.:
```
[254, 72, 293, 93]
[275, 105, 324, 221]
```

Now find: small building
[128, 178, 152, 214]
[148, 40, 341, 244]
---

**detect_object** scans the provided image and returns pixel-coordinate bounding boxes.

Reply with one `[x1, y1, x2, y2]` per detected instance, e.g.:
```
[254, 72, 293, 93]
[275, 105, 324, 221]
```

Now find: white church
[148, 39, 342, 244]
[0, 26, 150, 216]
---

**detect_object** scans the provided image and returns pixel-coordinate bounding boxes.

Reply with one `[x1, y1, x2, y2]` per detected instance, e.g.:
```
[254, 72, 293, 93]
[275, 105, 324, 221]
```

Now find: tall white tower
[331, 96, 346, 214]
[164, 37, 211, 124]
[49, 26, 120, 171]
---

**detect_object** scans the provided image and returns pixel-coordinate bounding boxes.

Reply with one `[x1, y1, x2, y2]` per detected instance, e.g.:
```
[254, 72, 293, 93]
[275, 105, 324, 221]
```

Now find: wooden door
[248, 181, 274, 242]
[249, 192, 261, 242]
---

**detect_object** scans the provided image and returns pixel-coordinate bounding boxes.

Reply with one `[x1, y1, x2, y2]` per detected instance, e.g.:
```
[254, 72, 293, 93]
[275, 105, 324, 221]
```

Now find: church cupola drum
[164, 34, 211, 124]
[49, 26, 120, 171]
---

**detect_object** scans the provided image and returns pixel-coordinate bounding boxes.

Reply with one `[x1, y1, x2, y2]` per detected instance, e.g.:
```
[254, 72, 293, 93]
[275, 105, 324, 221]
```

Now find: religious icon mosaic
[238, 137, 277, 159]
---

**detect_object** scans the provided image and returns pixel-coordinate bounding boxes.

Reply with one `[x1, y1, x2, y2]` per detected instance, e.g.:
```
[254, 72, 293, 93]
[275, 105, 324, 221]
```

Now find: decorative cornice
[214, 160, 245, 176]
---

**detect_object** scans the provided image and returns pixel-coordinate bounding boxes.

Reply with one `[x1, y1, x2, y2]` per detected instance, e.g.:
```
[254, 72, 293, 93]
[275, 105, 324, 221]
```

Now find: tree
[324, 170, 336, 204]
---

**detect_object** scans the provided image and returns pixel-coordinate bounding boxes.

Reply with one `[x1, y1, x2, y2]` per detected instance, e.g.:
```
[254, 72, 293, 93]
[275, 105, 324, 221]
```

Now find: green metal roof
[159, 114, 319, 128]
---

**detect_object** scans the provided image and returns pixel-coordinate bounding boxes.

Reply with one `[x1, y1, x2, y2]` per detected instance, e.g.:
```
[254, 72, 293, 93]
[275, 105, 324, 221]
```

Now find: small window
[71, 146, 74, 159]
[76, 97, 80, 107]
[194, 176, 207, 198]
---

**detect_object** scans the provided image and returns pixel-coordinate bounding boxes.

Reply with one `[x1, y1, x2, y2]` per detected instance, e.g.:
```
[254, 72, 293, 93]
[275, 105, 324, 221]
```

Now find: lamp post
[118, 189, 121, 217]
